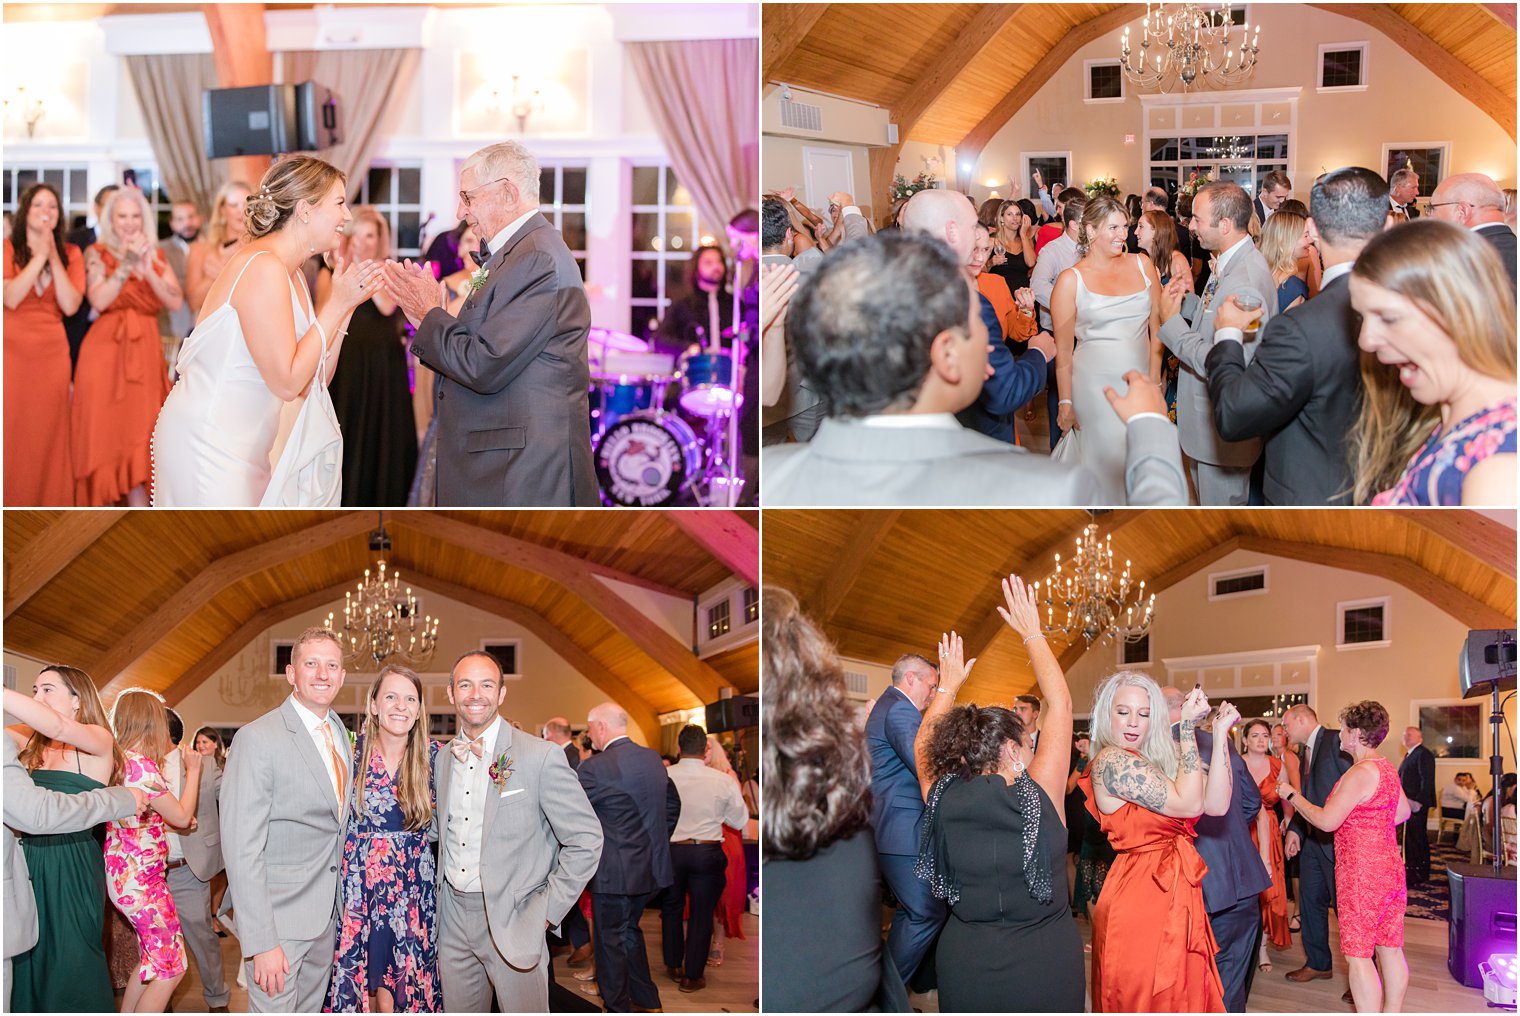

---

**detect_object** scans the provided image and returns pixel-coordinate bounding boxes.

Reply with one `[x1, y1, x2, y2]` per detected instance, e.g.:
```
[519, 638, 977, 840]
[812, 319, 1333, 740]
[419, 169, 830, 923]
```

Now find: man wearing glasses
[383, 141, 598, 506]
[1428, 172, 1517, 285]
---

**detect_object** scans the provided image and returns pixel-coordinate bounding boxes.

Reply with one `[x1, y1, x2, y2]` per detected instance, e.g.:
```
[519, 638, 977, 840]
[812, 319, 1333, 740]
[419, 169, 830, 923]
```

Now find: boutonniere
[488, 752, 514, 792]
[467, 265, 491, 295]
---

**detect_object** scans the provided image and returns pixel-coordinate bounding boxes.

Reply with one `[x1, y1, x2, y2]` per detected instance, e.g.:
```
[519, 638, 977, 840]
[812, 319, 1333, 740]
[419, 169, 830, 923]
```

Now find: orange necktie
[318, 722, 346, 801]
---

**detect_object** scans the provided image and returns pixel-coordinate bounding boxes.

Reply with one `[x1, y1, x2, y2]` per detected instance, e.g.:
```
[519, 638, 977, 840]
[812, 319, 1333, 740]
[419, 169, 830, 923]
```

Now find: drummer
[653, 243, 737, 359]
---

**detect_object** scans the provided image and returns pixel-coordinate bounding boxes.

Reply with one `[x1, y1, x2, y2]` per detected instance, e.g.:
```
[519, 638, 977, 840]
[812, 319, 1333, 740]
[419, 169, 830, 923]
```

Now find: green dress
[9, 768, 115, 1013]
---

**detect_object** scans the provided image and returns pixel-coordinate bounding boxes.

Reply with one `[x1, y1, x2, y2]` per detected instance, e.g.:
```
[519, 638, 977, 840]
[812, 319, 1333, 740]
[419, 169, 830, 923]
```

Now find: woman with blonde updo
[152, 155, 380, 506]
[186, 181, 251, 313]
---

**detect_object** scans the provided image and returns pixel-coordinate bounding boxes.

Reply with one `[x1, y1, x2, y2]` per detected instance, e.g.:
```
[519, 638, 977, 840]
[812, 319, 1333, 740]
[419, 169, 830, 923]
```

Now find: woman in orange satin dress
[3, 183, 86, 506]
[1079, 671, 1239, 1013]
[1242, 719, 1292, 971]
[72, 187, 182, 506]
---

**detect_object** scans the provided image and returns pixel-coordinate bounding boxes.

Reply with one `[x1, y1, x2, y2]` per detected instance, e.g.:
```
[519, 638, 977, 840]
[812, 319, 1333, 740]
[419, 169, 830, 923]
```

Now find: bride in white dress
[152, 155, 379, 506]
[1048, 196, 1164, 504]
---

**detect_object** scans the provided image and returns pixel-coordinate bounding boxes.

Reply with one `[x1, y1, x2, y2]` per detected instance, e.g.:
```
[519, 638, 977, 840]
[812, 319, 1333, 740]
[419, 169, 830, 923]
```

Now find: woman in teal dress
[3, 673, 124, 1013]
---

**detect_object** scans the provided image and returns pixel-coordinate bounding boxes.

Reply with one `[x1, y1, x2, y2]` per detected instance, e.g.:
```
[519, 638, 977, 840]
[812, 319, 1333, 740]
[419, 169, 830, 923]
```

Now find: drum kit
[587, 326, 747, 507]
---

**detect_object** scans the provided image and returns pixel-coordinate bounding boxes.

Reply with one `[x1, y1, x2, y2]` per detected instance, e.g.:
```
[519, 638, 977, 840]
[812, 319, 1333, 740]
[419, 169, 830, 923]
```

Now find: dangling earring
[303, 217, 314, 254]
[1011, 756, 1026, 775]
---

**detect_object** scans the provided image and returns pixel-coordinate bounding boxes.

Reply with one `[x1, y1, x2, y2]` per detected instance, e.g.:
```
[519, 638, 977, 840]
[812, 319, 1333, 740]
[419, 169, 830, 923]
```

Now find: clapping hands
[380, 258, 447, 328]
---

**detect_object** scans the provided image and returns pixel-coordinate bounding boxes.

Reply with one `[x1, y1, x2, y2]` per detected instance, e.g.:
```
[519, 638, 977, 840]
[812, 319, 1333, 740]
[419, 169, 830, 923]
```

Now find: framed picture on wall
[1382, 142, 1450, 198]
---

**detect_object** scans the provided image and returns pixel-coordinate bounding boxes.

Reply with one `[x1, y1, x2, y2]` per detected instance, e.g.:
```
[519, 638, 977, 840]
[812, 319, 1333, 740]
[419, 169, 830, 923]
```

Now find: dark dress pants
[878, 851, 947, 984]
[1046, 360, 1063, 450]
[1299, 837, 1336, 972]
[1210, 893, 1263, 1012]
[1404, 805, 1430, 882]
[661, 843, 726, 980]
[592, 891, 660, 1012]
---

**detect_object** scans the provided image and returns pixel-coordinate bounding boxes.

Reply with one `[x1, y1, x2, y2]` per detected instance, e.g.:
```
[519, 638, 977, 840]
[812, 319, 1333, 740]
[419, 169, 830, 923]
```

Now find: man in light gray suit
[4, 736, 142, 1010]
[384, 141, 598, 506]
[157, 200, 201, 343]
[1159, 181, 1276, 505]
[222, 627, 353, 1012]
[761, 230, 1187, 506]
[435, 651, 603, 1012]
[163, 710, 229, 1012]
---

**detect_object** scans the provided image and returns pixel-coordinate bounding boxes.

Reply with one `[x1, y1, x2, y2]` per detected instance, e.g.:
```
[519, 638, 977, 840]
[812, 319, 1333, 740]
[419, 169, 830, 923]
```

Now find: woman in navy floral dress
[325, 665, 441, 1013]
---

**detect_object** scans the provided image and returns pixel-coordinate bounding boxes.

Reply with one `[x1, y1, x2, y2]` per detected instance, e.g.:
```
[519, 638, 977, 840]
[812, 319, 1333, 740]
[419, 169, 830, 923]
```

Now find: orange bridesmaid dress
[1252, 755, 1293, 949]
[1079, 755, 1225, 1013]
[70, 245, 171, 506]
[3, 239, 83, 506]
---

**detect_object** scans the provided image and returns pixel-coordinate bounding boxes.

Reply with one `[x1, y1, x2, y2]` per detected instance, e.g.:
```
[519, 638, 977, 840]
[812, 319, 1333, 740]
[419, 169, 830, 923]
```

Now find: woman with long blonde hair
[1259, 209, 1313, 313]
[186, 180, 251, 312]
[325, 664, 442, 1013]
[1349, 219, 1516, 505]
[3, 672, 124, 1011]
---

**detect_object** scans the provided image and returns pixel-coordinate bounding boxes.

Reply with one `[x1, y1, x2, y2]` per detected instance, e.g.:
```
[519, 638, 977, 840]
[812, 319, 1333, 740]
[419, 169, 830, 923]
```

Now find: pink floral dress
[1373, 396, 1517, 505]
[104, 751, 187, 982]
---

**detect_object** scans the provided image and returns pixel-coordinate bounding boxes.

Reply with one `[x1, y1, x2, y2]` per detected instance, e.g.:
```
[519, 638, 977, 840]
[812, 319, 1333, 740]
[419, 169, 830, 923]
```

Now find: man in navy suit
[578, 703, 680, 1013]
[1398, 726, 1436, 884]
[1429, 172, 1518, 284]
[1164, 688, 1271, 1012]
[1282, 703, 1353, 986]
[865, 652, 945, 984]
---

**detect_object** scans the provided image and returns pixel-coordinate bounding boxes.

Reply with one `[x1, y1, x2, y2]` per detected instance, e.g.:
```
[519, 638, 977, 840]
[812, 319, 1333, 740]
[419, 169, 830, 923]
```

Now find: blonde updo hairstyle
[1077, 196, 1129, 256]
[244, 156, 347, 240]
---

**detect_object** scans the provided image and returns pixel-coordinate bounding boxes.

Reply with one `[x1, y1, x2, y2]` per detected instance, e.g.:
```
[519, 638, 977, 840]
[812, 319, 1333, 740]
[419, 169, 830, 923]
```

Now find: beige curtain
[282, 48, 422, 198]
[124, 53, 228, 215]
[625, 39, 759, 233]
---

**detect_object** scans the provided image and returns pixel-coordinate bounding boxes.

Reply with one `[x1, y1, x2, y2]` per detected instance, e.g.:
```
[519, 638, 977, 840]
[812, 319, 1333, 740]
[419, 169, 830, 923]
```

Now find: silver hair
[463, 141, 540, 204]
[96, 187, 155, 257]
[1389, 168, 1419, 188]
[1089, 670, 1179, 779]
[890, 653, 936, 687]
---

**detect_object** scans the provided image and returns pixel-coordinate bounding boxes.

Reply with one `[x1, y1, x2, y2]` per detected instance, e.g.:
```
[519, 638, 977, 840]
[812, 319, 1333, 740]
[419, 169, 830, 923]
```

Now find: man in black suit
[1254, 170, 1291, 226]
[1430, 172, 1518, 285]
[1282, 703, 1353, 986]
[1164, 688, 1271, 1012]
[1398, 726, 1436, 884]
[577, 703, 680, 1013]
[545, 716, 582, 772]
[1388, 168, 1421, 219]
[543, 715, 592, 966]
[1205, 167, 1391, 505]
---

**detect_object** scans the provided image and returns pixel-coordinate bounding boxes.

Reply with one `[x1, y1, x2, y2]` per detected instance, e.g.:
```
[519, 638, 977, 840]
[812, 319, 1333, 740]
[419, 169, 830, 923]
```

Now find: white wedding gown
[152, 251, 341, 507]
[1049, 257, 1153, 504]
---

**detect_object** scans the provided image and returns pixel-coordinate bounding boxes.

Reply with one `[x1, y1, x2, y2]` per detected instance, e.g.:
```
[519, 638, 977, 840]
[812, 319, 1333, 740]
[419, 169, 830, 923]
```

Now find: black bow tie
[470, 240, 491, 268]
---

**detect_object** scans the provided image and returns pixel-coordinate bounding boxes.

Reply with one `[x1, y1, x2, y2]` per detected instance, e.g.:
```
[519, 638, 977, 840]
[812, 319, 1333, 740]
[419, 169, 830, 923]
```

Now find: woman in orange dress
[1241, 719, 1292, 971]
[73, 187, 182, 506]
[3, 183, 85, 506]
[1079, 671, 1239, 1013]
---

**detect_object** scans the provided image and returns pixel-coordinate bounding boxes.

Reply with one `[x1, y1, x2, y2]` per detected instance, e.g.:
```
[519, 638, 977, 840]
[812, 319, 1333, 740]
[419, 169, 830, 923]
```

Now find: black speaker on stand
[203, 81, 340, 159]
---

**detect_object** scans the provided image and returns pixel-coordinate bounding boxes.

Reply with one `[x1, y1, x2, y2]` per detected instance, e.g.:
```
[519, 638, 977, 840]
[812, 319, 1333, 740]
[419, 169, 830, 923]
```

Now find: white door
[802, 147, 856, 211]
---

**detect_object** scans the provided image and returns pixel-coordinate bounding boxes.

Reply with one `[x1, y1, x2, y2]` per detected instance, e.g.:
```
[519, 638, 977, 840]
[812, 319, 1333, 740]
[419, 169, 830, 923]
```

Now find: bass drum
[594, 410, 702, 507]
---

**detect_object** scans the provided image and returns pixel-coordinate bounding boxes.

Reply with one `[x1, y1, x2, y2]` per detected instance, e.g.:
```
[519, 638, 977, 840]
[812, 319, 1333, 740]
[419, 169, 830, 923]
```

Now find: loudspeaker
[704, 695, 758, 734]
[204, 81, 340, 159]
[1447, 862, 1517, 988]
[1460, 629, 1516, 698]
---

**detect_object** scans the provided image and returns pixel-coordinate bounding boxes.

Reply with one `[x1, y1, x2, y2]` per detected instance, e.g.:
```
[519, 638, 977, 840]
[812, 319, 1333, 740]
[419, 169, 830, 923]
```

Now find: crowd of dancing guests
[760, 164, 1515, 506]
[3, 174, 428, 508]
[3, 631, 757, 1013]
[760, 582, 1498, 1013]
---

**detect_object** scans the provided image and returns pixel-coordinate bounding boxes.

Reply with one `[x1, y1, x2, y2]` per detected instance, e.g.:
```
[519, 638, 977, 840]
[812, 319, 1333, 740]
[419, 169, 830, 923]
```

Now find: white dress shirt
[486, 208, 538, 260]
[163, 747, 185, 862]
[1441, 782, 1480, 813]
[666, 759, 748, 842]
[289, 695, 346, 804]
[444, 715, 502, 893]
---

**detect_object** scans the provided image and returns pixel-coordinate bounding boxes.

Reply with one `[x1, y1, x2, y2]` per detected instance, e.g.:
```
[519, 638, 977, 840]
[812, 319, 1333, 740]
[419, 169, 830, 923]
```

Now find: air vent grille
[780, 98, 823, 132]
[844, 670, 869, 697]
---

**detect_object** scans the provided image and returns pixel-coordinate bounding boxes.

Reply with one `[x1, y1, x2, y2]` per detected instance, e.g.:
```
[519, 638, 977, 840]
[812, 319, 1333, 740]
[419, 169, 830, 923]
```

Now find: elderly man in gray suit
[163, 710, 230, 1012]
[3, 736, 143, 1010]
[384, 141, 598, 506]
[761, 230, 1187, 506]
[222, 627, 353, 1012]
[1159, 181, 1276, 505]
[435, 651, 603, 1012]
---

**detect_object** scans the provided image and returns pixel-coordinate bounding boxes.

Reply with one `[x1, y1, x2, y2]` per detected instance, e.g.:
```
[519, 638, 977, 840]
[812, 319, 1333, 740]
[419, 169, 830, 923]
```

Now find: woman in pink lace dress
[106, 690, 204, 1013]
[1278, 701, 1413, 1013]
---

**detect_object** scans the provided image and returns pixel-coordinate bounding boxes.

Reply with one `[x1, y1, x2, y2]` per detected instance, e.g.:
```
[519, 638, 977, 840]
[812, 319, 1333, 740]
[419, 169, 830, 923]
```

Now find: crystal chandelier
[325, 517, 440, 671]
[1033, 522, 1155, 645]
[1121, 2, 1261, 93]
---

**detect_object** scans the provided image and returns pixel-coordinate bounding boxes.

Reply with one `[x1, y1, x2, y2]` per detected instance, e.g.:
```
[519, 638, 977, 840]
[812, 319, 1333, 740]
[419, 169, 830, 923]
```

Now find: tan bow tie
[451, 735, 486, 762]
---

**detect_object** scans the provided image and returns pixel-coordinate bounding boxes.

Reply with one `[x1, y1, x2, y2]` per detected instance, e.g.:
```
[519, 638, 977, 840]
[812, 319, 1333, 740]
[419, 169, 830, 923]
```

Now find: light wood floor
[907, 911, 1493, 1014]
[166, 911, 757, 1013]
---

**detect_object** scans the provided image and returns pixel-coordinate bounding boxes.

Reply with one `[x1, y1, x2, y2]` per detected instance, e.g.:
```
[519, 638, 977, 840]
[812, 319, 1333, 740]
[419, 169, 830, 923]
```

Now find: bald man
[577, 704, 680, 1012]
[543, 716, 581, 773]
[1398, 726, 1435, 884]
[1429, 172, 1517, 284]
[903, 188, 1053, 445]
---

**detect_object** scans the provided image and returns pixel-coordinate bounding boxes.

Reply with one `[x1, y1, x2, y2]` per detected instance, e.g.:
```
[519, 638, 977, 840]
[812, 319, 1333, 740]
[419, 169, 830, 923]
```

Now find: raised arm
[1201, 702, 1241, 817]
[915, 631, 974, 801]
[1090, 689, 1210, 818]
[2, 686, 115, 759]
[996, 574, 1071, 814]
[1279, 761, 1374, 833]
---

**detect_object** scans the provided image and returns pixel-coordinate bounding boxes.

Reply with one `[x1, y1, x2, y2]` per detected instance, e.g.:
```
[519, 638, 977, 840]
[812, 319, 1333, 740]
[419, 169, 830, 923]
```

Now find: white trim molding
[1137, 86, 1303, 108]
[1208, 564, 1270, 601]
[1336, 596, 1392, 652]
[1083, 58, 1126, 105]
[1160, 644, 1319, 699]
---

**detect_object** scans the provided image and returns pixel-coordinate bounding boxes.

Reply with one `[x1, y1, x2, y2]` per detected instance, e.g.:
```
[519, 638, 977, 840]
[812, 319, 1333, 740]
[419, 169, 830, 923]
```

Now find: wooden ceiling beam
[89, 513, 375, 687]
[808, 509, 900, 624]
[664, 511, 759, 588]
[762, 3, 830, 83]
[1481, 3, 1517, 29]
[4, 510, 128, 619]
[202, 3, 274, 185]
[957, 4, 1144, 165]
[1393, 509, 1517, 579]
[894, 5, 1022, 138]
[1306, 3, 1515, 139]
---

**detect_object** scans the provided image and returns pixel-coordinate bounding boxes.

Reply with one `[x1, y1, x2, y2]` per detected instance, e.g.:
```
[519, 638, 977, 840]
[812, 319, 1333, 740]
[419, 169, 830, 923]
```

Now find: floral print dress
[104, 751, 187, 982]
[325, 737, 442, 1012]
[1373, 396, 1517, 505]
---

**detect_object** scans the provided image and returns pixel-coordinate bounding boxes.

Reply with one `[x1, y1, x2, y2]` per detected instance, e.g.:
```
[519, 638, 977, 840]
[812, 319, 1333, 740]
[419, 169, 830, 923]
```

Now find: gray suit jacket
[411, 212, 598, 506]
[4, 737, 135, 960]
[433, 721, 602, 968]
[760, 415, 1186, 506]
[220, 698, 351, 957]
[169, 751, 224, 881]
[157, 237, 196, 338]
[1158, 240, 1275, 467]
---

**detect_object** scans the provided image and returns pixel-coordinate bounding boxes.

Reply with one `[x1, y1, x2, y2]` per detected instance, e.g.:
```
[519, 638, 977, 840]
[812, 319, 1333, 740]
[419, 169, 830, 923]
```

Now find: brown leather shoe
[568, 942, 593, 967]
[1285, 966, 1333, 982]
[678, 977, 707, 993]
[666, 966, 683, 981]
[1342, 988, 1354, 1003]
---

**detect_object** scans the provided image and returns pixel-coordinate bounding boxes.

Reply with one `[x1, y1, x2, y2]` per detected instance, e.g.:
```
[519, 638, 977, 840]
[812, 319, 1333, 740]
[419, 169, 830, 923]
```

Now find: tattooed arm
[1090, 739, 1206, 819]
[1202, 702, 1241, 817]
